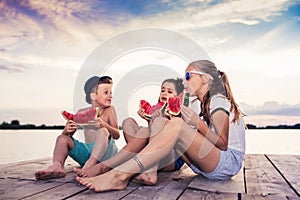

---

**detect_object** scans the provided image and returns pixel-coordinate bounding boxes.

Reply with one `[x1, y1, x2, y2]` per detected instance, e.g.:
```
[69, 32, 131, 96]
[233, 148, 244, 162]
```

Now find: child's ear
[90, 92, 96, 102]
[200, 75, 208, 84]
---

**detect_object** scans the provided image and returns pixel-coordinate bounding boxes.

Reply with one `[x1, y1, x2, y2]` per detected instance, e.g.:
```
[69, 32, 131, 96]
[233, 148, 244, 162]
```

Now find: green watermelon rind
[140, 100, 167, 119]
[145, 102, 168, 118]
[167, 92, 190, 117]
[167, 97, 181, 116]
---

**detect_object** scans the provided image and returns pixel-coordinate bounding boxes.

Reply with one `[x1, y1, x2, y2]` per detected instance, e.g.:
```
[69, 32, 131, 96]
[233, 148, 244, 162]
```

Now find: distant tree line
[0, 120, 64, 129]
[0, 120, 299, 130]
[246, 123, 300, 129]
[0, 120, 123, 130]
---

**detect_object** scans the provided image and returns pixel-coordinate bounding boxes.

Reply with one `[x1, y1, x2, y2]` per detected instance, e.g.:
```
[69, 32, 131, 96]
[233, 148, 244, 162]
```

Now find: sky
[0, 0, 300, 127]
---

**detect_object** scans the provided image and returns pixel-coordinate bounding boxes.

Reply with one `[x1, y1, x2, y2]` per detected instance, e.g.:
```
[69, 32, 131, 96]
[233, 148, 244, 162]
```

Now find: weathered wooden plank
[180, 189, 292, 200]
[0, 178, 22, 190]
[0, 157, 78, 180]
[179, 189, 238, 200]
[22, 182, 87, 200]
[244, 154, 297, 197]
[241, 193, 289, 199]
[0, 179, 64, 199]
[285, 196, 300, 200]
[266, 154, 300, 196]
[123, 168, 195, 200]
[67, 185, 138, 200]
[188, 163, 245, 193]
[244, 154, 271, 169]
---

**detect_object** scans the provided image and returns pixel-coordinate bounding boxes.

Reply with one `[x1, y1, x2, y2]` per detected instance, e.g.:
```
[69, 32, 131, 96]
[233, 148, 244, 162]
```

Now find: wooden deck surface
[0, 154, 299, 199]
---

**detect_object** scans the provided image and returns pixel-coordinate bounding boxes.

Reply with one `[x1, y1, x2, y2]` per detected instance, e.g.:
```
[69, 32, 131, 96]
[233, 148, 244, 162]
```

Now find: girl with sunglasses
[76, 60, 245, 192]
[74, 78, 185, 185]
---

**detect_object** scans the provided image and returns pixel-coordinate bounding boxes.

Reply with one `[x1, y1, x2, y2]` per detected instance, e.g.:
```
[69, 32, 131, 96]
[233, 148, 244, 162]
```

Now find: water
[0, 129, 299, 165]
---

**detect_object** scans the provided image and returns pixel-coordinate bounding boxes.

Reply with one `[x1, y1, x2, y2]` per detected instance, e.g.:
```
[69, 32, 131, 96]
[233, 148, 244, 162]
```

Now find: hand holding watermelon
[139, 92, 190, 119]
[63, 120, 77, 136]
[139, 100, 167, 120]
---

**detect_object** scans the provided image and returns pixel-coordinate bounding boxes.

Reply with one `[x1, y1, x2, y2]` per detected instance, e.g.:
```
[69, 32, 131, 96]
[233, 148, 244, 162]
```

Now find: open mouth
[161, 97, 167, 102]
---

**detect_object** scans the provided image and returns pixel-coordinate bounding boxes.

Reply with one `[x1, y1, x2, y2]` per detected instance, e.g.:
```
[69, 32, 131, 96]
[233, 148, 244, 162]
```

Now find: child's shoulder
[103, 105, 116, 113]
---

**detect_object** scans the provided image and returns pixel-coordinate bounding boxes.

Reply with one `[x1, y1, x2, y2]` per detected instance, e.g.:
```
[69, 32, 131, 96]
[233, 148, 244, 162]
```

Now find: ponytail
[219, 71, 242, 123]
[190, 60, 242, 124]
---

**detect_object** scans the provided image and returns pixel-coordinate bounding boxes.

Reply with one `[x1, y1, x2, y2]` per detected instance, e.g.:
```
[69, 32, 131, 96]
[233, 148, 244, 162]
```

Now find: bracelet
[133, 156, 145, 173]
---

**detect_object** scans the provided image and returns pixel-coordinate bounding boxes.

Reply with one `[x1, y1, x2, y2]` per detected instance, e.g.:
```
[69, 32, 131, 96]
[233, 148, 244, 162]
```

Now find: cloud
[240, 101, 300, 116]
[0, 64, 27, 72]
[0, 0, 296, 55]
[131, 0, 294, 29]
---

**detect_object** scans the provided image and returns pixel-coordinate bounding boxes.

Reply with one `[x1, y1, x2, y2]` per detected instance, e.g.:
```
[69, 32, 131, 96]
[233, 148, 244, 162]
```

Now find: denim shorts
[190, 148, 244, 180]
[68, 137, 118, 167]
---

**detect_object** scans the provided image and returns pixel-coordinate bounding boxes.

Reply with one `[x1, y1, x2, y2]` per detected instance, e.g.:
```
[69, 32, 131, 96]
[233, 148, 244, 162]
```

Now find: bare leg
[75, 118, 150, 177]
[134, 117, 171, 185]
[35, 134, 74, 180]
[76, 117, 220, 192]
[81, 128, 109, 170]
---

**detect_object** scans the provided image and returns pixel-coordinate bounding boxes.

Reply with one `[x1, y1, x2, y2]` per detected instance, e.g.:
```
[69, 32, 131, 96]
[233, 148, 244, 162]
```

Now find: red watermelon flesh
[140, 100, 167, 118]
[61, 111, 74, 120]
[167, 96, 181, 116]
[140, 100, 152, 114]
[167, 92, 190, 116]
[61, 107, 100, 125]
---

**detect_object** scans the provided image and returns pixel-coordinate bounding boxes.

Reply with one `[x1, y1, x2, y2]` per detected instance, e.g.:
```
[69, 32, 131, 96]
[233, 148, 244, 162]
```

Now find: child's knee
[98, 127, 110, 138]
[122, 117, 136, 129]
[57, 134, 69, 143]
[56, 134, 73, 146]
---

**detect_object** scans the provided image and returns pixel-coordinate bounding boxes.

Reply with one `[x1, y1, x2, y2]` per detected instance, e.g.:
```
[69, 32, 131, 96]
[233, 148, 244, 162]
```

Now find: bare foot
[35, 162, 66, 180]
[76, 170, 130, 192]
[81, 157, 98, 170]
[132, 171, 158, 185]
[74, 163, 111, 178]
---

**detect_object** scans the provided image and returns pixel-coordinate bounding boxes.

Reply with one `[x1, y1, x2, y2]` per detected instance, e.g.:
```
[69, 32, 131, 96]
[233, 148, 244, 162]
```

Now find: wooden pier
[0, 154, 299, 199]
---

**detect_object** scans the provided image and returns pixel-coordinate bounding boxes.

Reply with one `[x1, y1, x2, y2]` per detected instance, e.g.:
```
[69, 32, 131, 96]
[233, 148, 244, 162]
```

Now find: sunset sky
[0, 0, 300, 127]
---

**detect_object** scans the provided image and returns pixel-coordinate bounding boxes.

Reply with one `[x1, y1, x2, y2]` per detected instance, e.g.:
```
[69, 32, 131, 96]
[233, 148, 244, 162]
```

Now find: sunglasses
[185, 71, 213, 81]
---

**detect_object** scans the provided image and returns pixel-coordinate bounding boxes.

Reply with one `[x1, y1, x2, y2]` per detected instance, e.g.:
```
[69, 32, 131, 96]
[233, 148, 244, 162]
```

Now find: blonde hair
[189, 60, 242, 124]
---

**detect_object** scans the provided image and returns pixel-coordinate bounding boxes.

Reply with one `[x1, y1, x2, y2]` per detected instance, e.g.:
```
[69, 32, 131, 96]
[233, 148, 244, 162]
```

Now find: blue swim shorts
[174, 151, 184, 171]
[189, 148, 244, 180]
[68, 137, 118, 167]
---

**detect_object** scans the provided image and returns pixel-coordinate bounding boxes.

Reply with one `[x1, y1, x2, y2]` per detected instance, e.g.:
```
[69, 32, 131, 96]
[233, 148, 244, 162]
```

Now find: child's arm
[98, 106, 120, 139]
[62, 120, 77, 136]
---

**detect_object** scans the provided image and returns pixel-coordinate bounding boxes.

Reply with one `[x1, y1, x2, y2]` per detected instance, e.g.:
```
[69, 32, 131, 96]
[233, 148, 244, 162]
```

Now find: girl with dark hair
[74, 78, 185, 184]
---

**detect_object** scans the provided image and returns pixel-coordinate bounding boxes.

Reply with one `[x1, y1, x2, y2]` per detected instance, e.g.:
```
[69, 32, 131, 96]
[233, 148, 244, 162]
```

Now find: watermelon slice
[61, 111, 74, 120]
[61, 107, 100, 125]
[167, 92, 190, 116]
[140, 100, 167, 118]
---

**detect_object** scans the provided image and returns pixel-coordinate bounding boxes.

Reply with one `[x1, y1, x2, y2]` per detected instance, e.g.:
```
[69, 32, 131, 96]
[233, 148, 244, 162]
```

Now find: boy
[35, 76, 120, 180]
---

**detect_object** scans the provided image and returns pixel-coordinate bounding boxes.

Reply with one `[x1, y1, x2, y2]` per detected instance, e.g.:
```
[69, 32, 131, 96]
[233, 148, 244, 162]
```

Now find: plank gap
[118, 187, 139, 200]
[243, 166, 247, 194]
[62, 187, 89, 200]
[265, 154, 300, 197]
